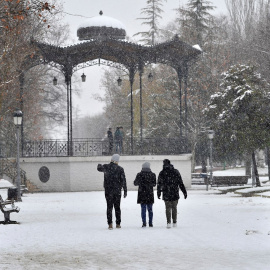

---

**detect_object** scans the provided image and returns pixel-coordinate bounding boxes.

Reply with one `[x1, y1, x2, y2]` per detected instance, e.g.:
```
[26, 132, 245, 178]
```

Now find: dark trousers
[105, 193, 121, 225]
[141, 204, 153, 225]
[165, 200, 178, 223]
[109, 141, 113, 154]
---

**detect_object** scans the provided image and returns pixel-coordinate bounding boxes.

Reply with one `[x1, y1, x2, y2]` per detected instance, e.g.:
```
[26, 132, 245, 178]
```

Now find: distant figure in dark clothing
[157, 159, 187, 228]
[119, 126, 124, 154]
[97, 154, 127, 230]
[134, 162, 156, 227]
[107, 128, 113, 154]
[114, 127, 122, 154]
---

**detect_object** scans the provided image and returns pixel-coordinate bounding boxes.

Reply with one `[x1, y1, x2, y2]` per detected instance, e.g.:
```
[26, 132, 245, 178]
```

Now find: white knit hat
[142, 162, 150, 169]
[111, 154, 120, 163]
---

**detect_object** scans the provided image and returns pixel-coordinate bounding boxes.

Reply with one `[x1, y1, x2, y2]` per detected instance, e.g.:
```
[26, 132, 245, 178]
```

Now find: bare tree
[0, 0, 70, 152]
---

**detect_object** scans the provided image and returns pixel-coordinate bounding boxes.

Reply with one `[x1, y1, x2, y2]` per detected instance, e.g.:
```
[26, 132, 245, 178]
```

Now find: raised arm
[97, 164, 104, 172]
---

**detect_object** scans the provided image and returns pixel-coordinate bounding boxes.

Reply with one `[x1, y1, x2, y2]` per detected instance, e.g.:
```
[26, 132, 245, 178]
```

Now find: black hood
[163, 164, 174, 170]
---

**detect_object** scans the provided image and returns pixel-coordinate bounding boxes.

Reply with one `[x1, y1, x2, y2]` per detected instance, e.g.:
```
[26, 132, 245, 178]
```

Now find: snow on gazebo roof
[78, 14, 126, 31]
[77, 11, 126, 41]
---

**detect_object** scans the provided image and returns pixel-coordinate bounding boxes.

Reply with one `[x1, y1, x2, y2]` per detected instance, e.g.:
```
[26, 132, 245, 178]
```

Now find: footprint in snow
[245, 230, 260, 235]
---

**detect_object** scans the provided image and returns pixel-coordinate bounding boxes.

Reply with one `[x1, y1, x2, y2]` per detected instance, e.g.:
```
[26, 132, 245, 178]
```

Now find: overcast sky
[60, 0, 228, 119]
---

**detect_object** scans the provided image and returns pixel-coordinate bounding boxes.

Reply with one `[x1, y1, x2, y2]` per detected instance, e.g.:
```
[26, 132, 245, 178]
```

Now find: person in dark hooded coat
[157, 159, 187, 228]
[97, 154, 127, 230]
[107, 128, 113, 154]
[134, 162, 156, 227]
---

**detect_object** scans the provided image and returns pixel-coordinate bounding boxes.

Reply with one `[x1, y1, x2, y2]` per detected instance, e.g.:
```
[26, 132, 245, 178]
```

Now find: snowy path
[1, 190, 269, 270]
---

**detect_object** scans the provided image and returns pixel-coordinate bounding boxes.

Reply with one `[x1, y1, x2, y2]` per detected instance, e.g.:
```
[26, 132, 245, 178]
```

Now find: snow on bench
[261, 179, 270, 184]
[0, 179, 14, 189]
[0, 179, 28, 196]
[215, 185, 252, 194]
[256, 191, 270, 198]
[0, 194, 20, 224]
[234, 186, 270, 197]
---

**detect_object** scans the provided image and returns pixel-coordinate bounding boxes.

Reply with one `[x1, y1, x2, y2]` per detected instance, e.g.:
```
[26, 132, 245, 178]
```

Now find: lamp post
[148, 72, 153, 82]
[81, 73, 86, 82]
[207, 130, 215, 191]
[53, 77, 57, 86]
[117, 77, 122, 86]
[13, 109, 23, 201]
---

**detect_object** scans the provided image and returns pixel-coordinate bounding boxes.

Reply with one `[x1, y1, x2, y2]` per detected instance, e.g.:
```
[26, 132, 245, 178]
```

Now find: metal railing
[21, 137, 190, 157]
[0, 158, 27, 185]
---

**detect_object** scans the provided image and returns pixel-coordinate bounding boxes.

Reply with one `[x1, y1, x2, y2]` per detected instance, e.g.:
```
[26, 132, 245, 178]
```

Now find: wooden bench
[212, 176, 249, 187]
[0, 194, 20, 224]
[191, 173, 209, 185]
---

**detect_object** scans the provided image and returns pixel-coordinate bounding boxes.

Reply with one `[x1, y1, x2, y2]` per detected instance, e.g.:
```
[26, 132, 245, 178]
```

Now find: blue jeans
[115, 141, 122, 154]
[141, 204, 153, 225]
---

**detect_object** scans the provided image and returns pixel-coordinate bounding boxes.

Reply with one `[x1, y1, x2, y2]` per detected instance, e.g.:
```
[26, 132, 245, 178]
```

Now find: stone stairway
[24, 179, 40, 193]
[0, 158, 39, 193]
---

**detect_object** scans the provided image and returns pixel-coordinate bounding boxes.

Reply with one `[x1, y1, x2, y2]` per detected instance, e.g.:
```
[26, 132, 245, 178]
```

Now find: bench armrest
[2, 200, 13, 205]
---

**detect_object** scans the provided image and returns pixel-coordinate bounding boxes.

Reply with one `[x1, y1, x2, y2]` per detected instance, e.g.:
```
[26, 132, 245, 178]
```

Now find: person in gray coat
[134, 162, 156, 227]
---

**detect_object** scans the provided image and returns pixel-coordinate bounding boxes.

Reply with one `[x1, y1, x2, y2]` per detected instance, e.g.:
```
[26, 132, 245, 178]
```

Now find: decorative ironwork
[21, 138, 189, 157]
[23, 17, 201, 156]
[0, 158, 27, 185]
[73, 59, 128, 74]
[32, 37, 200, 71]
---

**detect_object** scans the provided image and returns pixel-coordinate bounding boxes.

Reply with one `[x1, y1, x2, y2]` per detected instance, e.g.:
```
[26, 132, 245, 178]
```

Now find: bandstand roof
[77, 14, 126, 30]
[31, 35, 201, 74]
[77, 11, 126, 41]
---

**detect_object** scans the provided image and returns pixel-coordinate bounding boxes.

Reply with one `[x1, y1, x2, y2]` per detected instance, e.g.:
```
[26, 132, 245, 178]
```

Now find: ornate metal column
[177, 66, 183, 140]
[183, 61, 189, 150]
[69, 75, 73, 156]
[139, 63, 144, 144]
[129, 67, 135, 154]
[65, 73, 70, 156]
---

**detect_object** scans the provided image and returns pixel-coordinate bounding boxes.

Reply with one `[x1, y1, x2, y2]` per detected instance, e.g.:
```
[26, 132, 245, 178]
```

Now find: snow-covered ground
[1, 187, 269, 270]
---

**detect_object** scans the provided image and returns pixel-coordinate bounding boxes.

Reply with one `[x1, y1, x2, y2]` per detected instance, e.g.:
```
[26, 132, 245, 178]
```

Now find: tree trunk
[267, 147, 270, 181]
[191, 142, 197, 173]
[245, 156, 251, 177]
[252, 151, 261, 187]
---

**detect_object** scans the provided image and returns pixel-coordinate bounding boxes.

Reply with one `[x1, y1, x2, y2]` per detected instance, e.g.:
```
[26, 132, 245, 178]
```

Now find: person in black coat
[134, 162, 156, 227]
[97, 154, 127, 230]
[107, 128, 113, 154]
[157, 159, 187, 228]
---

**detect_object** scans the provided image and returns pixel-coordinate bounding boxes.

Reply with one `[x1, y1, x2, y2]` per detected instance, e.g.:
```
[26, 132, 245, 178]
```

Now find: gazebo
[22, 11, 201, 156]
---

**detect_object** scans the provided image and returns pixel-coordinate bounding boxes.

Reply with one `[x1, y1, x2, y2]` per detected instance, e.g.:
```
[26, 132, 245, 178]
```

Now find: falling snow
[1, 168, 269, 270]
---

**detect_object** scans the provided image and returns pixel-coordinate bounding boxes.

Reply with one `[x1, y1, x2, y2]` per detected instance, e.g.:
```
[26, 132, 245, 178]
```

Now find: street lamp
[53, 77, 57, 86]
[81, 73, 86, 82]
[148, 72, 153, 82]
[207, 129, 215, 191]
[13, 109, 23, 201]
[117, 77, 122, 86]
